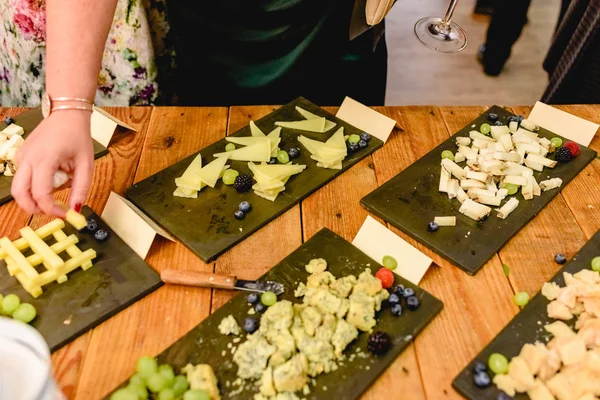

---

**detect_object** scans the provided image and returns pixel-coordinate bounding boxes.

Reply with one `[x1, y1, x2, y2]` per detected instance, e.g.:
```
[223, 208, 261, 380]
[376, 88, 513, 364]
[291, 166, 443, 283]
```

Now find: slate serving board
[0, 108, 109, 206]
[452, 228, 600, 399]
[125, 97, 384, 263]
[0, 206, 162, 352]
[108, 228, 443, 399]
[361, 106, 597, 275]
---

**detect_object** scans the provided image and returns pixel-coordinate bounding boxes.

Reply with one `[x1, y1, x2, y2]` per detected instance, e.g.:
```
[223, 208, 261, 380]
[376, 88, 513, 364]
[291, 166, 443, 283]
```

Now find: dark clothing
[165, 0, 387, 106]
[542, 0, 600, 104]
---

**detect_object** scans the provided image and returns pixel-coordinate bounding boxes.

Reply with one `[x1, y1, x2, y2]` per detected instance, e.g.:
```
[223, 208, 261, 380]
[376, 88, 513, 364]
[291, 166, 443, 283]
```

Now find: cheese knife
[160, 269, 285, 295]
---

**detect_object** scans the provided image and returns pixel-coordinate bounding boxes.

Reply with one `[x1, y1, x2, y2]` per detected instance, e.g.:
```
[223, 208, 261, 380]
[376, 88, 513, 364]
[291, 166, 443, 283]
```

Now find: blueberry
[473, 361, 487, 374]
[358, 140, 368, 150]
[268, 157, 278, 165]
[402, 288, 415, 298]
[360, 132, 371, 142]
[428, 221, 439, 232]
[3, 117, 14, 125]
[393, 284, 405, 296]
[517, 115, 524, 122]
[94, 229, 109, 242]
[234, 210, 245, 220]
[239, 201, 252, 213]
[554, 253, 567, 265]
[496, 393, 513, 400]
[406, 296, 420, 310]
[347, 143, 359, 153]
[86, 218, 98, 232]
[243, 317, 259, 333]
[247, 293, 259, 304]
[288, 148, 300, 159]
[388, 293, 401, 304]
[494, 121, 504, 126]
[487, 113, 498, 122]
[473, 371, 491, 388]
[254, 303, 267, 314]
[390, 303, 402, 317]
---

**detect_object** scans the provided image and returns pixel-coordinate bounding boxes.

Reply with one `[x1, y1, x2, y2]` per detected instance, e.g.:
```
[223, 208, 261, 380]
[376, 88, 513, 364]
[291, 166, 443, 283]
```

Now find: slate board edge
[105, 227, 444, 399]
[124, 97, 384, 263]
[451, 227, 600, 399]
[360, 105, 597, 275]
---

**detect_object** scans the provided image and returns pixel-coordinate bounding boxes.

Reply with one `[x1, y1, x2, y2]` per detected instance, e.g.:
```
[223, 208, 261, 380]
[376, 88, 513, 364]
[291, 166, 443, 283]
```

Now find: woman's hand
[11, 110, 94, 217]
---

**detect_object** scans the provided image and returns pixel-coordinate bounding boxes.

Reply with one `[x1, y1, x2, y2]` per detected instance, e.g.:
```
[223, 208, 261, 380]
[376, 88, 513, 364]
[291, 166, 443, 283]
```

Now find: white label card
[352, 216, 433, 285]
[90, 107, 137, 148]
[101, 192, 175, 259]
[336, 97, 396, 143]
[528, 101, 599, 147]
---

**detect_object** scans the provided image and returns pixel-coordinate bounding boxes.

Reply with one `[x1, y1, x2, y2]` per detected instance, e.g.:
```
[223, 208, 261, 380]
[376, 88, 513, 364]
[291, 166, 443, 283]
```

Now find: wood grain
[73, 107, 228, 399]
[210, 106, 302, 312]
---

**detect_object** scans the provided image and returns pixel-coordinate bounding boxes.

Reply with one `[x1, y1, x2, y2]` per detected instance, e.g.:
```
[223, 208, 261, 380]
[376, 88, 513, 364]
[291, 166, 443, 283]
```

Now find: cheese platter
[361, 106, 597, 275]
[125, 97, 384, 263]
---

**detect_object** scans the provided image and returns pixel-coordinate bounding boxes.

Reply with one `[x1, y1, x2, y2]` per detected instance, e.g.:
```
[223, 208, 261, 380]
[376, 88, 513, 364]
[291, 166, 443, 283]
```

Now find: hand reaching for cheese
[11, 111, 94, 217]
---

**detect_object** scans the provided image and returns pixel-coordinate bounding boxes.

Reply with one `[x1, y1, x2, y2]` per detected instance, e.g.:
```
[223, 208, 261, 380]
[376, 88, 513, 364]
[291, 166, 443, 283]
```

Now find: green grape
[127, 383, 147, 400]
[158, 388, 176, 400]
[550, 137, 563, 148]
[225, 143, 236, 152]
[501, 183, 519, 195]
[591, 256, 600, 272]
[183, 390, 211, 400]
[222, 169, 239, 186]
[441, 150, 454, 161]
[382, 255, 398, 270]
[136, 356, 158, 379]
[347, 134, 361, 144]
[146, 372, 169, 393]
[158, 364, 175, 386]
[12, 303, 36, 323]
[2, 294, 20, 315]
[480, 123, 492, 135]
[261, 291, 277, 306]
[172, 375, 189, 396]
[276, 150, 289, 164]
[109, 388, 138, 400]
[513, 292, 530, 308]
[488, 353, 509, 374]
[129, 374, 145, 387]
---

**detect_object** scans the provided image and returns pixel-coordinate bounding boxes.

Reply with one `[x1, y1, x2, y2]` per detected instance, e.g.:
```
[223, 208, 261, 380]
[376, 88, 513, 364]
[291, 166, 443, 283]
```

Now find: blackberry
[360, 132, 371, 142]
[358, 140, 368, 150]
[234, 174, 253, 193]
[268, 157, 278, 165]
[472, 361, 487, 374]
[3, 117, 14, 125]
[473, 371, 491, 388]
[406, 296, 420, 310]
[487, 113, 498, 122]
[239, 201, 252, 213]
[388, 293, 401, 304]
[402, 288, 415, 298]
[234, 210, 245, 220]
[86, 218, 98, 232]
[243, 317, 259, 333]
[367, 331, 392, 355]
[555, 253, 567, 265]
[94, 229, 109, 242]
[247, 293, 259, 304]
[555, 147, 572, 163]
[347, 142, 359, 153]
[428, 221, 439, 232]
[288, 148, 300, 159]
[391, 303, 402, 317]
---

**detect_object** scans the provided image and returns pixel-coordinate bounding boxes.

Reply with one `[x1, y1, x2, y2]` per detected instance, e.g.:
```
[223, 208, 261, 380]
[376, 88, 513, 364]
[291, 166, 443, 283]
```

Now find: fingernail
[74, 203, 82, 213]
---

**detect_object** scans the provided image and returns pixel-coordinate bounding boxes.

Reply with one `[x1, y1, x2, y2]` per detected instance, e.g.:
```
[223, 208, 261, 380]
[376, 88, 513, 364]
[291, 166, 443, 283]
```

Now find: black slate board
[452, 228, 600, 399]
[361, 106, 597, 275]
[0, 108, 109, 206]
[125, 97, 384, 263]
[108, 228, 443, 399]
[0, 206, 162, 352]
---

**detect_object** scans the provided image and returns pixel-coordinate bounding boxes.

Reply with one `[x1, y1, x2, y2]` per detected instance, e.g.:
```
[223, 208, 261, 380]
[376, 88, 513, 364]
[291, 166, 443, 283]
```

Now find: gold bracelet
[50, 105, 94, 113]
[51, 96, 94, 104]
[41, 92, 95, 118]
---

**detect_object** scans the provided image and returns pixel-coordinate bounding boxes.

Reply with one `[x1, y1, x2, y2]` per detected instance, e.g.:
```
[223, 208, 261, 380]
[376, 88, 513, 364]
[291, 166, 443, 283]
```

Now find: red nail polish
[74, 203, 82, 213]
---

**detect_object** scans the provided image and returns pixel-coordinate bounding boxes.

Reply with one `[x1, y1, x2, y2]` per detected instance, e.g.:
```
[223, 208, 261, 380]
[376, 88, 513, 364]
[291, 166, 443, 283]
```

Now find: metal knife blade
[235, 279, 285, 295]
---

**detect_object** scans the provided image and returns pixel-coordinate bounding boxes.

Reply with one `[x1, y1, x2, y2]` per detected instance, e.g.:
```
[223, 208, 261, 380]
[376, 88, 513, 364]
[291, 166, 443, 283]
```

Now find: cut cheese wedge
[252, 163, 306, 181]
[249, 121, 266, 137]
[275, 117, 326, 133]
[325, 127, 346, 149]
[226, 136, 280, 157]
[174, 187, 199, 199]
[197, 156, 230, 188]
[295, 106, 336, 132]
[214, 138, 271, 162]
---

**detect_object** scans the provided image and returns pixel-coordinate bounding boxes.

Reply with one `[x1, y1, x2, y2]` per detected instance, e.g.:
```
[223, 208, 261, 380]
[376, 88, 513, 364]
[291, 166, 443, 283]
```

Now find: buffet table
[1, 105, 599, 400]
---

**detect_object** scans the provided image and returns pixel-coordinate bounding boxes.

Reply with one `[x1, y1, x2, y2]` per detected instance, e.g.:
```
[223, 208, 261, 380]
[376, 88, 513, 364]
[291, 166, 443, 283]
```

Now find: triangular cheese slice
[267, 127, 281, 139]
[173, 187, 198, 198]
[325, 127, 346, 150]
[275, 117, 326, 133]
[317, 161, 342, 170]
[197, 156, 230, 188]
[214, 138, 271, 162]
[249, 121, 266, 137]
[295, 107, 337, 132]
[253, 164, 306, 181]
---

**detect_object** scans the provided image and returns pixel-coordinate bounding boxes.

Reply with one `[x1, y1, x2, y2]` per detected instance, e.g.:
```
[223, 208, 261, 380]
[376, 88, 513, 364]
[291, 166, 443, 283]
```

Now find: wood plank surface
[73, 107, 228, 399]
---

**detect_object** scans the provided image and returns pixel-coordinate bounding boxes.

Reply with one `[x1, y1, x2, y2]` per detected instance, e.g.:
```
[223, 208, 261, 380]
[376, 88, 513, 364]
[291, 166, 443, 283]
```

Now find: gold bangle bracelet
[51, 97, 94, 104]
[50, 105, 94, 113]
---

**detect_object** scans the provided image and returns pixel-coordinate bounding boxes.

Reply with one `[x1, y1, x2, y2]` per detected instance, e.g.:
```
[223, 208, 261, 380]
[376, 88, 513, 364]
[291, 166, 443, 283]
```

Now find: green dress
[165, 0, 387, 106]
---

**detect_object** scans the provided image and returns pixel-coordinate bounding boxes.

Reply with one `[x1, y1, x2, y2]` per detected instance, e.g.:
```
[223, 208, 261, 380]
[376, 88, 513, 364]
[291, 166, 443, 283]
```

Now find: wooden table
[1, 105, 599, 400]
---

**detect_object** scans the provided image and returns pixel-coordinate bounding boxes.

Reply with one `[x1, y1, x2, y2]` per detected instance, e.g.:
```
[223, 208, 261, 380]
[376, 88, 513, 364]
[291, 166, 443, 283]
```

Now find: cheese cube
[2, 123, 24, 136]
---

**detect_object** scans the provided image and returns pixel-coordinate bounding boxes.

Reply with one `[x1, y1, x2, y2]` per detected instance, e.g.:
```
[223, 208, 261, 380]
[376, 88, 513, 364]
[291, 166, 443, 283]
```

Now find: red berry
[564, 141, 580, 157]
[375, 268, 394, 289]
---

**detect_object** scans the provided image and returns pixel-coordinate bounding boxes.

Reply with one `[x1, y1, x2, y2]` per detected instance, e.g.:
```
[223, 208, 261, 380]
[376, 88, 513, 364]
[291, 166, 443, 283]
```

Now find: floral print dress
[0, 0, 174, 106]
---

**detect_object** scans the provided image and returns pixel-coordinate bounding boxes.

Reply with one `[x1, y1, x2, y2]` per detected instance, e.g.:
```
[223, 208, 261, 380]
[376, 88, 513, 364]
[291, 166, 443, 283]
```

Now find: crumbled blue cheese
[219, 315, 241, 336]
[305, 258, 327, 274]
[182, 363, 221, 400]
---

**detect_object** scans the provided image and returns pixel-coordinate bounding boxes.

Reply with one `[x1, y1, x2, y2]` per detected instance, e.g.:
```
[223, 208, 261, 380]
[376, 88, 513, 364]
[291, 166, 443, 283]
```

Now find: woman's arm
[12, 0, 118, 216]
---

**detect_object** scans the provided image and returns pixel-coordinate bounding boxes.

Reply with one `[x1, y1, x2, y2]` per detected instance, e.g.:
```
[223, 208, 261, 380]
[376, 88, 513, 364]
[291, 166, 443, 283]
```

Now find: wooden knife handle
[161, 269, 236, 290]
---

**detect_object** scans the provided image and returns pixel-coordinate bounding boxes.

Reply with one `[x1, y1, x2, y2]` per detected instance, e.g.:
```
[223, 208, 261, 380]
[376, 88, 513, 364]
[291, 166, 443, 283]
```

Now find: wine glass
[414, 0, 468, 53]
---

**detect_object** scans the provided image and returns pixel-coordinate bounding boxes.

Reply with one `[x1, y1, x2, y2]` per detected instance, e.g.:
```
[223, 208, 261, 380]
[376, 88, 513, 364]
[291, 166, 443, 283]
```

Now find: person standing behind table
[10, 0, 390, 218]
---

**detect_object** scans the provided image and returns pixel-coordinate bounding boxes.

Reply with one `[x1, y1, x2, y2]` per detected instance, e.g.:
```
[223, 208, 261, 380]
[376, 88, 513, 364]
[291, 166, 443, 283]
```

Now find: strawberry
[564, 141, 580, 157]
[375, 268, 394, 289]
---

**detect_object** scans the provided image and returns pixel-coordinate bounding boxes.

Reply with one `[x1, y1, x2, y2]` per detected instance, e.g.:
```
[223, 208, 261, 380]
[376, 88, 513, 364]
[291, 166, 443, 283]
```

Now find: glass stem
[441, 0, 459, 26]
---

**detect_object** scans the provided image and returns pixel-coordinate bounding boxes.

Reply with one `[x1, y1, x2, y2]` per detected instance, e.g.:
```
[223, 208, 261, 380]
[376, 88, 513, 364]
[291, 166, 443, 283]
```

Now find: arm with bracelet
[11, 0, 117, 217]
